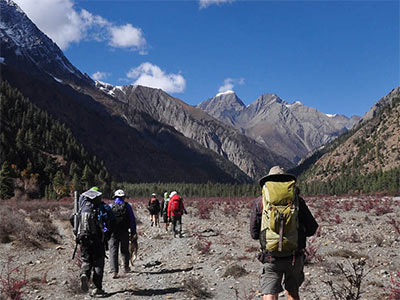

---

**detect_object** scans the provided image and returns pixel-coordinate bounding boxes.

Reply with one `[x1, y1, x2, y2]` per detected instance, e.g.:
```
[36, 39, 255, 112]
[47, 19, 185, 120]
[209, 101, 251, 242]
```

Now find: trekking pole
[72, 191, 78, 259]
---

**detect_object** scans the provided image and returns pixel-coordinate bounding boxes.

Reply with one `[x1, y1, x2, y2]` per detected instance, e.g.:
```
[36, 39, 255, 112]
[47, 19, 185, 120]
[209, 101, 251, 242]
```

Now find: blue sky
[15, 0, 399, 117]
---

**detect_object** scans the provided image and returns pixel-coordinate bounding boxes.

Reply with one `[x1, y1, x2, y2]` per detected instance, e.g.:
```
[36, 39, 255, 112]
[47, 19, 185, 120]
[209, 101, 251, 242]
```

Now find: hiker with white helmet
[160, 191, 170, 232]
[108, 189, 137, 279]
[148, 193, 160, 227]
[250, 166, 318, 300]
[167, 191, 187, 238]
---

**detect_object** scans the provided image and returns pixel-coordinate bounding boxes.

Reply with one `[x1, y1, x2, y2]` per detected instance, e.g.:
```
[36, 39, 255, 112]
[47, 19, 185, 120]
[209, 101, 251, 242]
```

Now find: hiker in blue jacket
[108, 189, 137, 279]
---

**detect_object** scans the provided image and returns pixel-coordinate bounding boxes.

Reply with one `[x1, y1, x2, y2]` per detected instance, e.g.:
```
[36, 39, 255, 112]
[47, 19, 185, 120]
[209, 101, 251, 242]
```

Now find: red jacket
[167, 194, 185, 217]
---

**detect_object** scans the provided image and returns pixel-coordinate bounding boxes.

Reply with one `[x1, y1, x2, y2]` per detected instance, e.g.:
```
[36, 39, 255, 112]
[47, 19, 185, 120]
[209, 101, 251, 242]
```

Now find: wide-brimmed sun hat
[258, 165, 296, 187]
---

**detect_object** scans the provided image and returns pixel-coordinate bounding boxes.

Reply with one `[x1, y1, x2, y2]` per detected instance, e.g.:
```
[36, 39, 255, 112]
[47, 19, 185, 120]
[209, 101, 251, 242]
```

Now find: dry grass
[223, 264, 248, 278]
[0, 202, 60, 248]
[183, 276, 212, 299]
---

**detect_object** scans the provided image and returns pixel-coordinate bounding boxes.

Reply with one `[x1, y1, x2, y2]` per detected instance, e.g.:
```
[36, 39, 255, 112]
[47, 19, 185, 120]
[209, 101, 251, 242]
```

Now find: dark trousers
[109, 230, 130, 273]
[171, 216, 182, 236]
[80, 241, 105, 290]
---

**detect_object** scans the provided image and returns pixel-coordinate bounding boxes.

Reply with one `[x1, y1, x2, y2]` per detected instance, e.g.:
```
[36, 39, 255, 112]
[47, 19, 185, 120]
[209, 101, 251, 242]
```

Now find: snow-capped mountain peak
[215, 90, 235, 97]
[0, 0, 93, 86]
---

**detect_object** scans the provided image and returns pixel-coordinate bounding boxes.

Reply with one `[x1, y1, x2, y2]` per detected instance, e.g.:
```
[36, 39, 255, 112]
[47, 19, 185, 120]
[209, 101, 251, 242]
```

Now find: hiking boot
[112, 272, 118, 279]
[90, 288, 106, 298]
[151, 221, 154, 227]
[80, 274, 89, 292]
[124, 267, 131, 273]
[179, 233, 183, 238]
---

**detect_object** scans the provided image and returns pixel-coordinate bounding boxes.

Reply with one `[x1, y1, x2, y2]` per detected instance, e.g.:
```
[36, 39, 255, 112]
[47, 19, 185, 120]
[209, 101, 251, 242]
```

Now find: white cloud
[218, 78, 234, 93]
[109, 24, 146, 50]
[14, 0, 147, 51]
[127, 62, 186, 94]
[199, 0, 234, 9]
[92, 71, 110, 81]
[218, 77, 245, 93]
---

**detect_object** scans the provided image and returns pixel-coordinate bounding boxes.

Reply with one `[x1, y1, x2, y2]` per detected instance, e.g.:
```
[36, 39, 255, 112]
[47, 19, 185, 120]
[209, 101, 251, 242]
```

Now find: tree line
[115, 182, 260, 198]
[0, 81, 112, 199]
[298, 167, 400, 195]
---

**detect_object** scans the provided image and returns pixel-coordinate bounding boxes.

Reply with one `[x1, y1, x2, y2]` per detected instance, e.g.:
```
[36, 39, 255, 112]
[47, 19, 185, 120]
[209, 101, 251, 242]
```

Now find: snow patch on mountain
[216, 90, 234, 97]
[285, 101, 303, 108]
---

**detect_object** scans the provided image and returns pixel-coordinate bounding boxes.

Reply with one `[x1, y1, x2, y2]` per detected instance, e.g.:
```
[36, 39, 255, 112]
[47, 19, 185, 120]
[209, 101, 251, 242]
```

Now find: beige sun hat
[258, 165, 296, 187]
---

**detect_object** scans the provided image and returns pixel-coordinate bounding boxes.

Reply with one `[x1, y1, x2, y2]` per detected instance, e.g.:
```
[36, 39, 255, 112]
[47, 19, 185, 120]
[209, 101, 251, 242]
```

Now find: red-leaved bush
[0, 256, 28, 300]
[387, 271, 400, 300]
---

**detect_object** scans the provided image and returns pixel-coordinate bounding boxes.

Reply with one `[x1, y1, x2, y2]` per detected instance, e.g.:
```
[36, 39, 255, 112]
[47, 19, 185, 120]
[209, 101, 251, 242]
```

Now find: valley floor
[0, 195, 399, 299]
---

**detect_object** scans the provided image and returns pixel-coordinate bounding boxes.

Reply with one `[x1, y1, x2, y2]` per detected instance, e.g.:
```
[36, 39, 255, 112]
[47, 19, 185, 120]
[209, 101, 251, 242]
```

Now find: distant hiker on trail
[71, 187, 115, 298]
[167, 191, 187, 238]
[160, 191, 170, 232]
[250, 166, 318, 300]
[148, 193, 160, 227]
[108, 189, 137, 279]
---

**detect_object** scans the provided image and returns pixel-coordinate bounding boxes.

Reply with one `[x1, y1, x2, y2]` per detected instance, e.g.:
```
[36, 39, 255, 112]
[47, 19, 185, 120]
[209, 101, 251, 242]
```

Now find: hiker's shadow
[107, 287, 183, 297]
[142, 266, 193, 275]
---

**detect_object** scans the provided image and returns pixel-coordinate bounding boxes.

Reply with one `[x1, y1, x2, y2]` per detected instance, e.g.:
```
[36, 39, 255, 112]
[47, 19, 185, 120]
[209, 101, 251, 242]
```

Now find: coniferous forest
[0, 81, 112, 199]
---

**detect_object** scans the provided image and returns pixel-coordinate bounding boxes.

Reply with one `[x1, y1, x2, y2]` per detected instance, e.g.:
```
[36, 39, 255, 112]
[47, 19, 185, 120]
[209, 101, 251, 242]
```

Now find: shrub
[324, 258, 369, 300]
[387, 271, 400, 300]
[223, 264, 248, 278]
[343, 201, 354, 211]
[305, 239, 321, 264]
[234, 287, 257, 300]
[374, 200, 393, 216]
[0, 206, 30, 244]
[0, 256, 27, 300]
[183, 276, 212, 299]
[389, 217, 400, 235]
[195, 237, 212, 255]
[357, 198, 376, 212]
[333, 214, 343, 224]
[196, 199, 212, 219]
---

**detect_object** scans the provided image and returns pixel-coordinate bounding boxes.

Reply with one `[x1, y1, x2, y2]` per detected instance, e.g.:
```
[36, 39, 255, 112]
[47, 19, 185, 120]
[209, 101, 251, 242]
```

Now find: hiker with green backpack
[250, 166, 318, 300]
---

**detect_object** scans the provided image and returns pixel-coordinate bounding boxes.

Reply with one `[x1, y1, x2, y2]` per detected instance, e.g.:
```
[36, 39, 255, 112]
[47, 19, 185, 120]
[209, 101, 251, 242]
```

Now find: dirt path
[1, 196, 399, 299]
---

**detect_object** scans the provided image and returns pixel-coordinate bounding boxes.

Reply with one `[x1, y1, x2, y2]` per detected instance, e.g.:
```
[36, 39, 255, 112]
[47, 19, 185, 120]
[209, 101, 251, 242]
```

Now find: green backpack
[260, 177, 299, 257]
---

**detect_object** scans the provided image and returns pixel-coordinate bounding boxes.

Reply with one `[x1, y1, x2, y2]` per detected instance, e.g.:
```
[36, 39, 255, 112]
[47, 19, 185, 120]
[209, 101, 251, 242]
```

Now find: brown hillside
[304, 89, 400, 183]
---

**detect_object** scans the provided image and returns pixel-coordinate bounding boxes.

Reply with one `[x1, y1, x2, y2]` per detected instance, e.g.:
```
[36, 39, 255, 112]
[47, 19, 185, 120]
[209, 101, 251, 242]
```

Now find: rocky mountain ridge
[198, 91, 360, 163]
[0, 0, 92, 86]
[94, 82, 293, 179]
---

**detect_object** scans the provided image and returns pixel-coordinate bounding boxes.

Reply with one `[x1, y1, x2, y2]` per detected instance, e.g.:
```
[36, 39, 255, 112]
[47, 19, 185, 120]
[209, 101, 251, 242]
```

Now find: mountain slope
[92, 83, 293, 180]
[1, 63, 251, 184]
[295, 87, 400, 194]
[0, 0, 92, 86]
[0, 0, 258, 184]
[198, 92, 360, 163]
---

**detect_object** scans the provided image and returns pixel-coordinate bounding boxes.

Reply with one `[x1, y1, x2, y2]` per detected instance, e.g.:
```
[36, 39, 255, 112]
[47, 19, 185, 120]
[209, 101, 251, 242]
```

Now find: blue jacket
[109, 198, 137, 235]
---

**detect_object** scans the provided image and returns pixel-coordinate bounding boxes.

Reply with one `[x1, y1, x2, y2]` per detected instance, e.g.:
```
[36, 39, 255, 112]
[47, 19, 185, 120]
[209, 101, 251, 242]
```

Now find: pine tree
[0, 161, 14, 199]
[53, 170, 68, 199]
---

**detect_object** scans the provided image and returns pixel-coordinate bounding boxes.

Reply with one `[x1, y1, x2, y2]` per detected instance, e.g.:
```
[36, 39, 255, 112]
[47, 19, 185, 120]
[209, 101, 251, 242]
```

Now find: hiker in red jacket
[167, 191, 187, 238]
